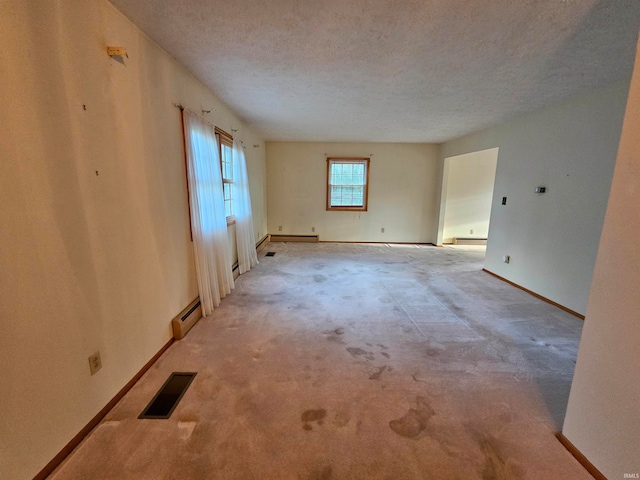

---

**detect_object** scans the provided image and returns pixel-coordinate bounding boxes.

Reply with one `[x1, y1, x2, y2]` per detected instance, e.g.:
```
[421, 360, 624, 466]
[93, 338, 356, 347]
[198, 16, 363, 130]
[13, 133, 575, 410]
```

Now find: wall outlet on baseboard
[88, 351, 102, 375]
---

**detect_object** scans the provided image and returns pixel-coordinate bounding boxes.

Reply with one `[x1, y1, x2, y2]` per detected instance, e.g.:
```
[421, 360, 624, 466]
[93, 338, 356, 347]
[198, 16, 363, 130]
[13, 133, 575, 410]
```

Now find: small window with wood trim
[326, 157, 370, 211]
[215, 127, 235, 223]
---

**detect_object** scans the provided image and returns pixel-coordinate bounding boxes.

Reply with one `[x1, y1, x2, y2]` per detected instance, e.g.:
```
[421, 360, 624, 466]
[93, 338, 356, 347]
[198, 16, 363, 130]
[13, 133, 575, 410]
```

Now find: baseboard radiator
[175, 235, 271, 339]
[453, 237, 487, 245]
[256, 234, 271, 253]
[270, 234, 319, 243]
[172, 297, 202, 340]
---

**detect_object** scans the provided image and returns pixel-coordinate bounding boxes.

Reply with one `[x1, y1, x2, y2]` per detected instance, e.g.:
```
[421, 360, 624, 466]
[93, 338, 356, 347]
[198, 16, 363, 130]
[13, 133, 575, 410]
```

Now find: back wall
[266, 142, 440, 243]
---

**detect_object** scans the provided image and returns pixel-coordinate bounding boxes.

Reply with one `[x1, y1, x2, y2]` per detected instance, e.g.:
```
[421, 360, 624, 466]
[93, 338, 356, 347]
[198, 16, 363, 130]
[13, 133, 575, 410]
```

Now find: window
[215, 127, 234, 223]
[326, 157, 370, 211]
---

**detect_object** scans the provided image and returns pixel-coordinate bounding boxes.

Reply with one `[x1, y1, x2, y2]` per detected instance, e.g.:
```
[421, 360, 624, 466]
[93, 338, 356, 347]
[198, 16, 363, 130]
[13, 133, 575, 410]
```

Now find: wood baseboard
[556, 432, 606, 480]
[483, 269, 585, 320]
[34, 338, 174, 480]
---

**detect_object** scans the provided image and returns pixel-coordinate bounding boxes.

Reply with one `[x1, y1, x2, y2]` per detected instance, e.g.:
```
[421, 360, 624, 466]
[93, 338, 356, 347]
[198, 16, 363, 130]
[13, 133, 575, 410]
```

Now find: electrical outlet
[278, 226, 282, 232]
[311, 227, 315, 232]
[502, 255, 510, 264]
[88, 352, 102, 375]
[381, 227, 385, 233]
[470, 229, 474, 234]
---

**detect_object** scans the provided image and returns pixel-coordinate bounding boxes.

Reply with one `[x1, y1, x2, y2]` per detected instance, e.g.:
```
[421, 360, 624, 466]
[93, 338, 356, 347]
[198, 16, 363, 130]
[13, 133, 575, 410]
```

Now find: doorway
[437, 148, 499, 245]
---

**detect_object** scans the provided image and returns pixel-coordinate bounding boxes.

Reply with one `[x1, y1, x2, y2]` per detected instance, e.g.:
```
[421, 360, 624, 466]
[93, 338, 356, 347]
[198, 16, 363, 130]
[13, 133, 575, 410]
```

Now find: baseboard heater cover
[270, 234, 319, 243]
[172, 297, 202, 340]
[256, 234, 271, 253]
[139, 372, 197, 419]
[453, 237, 487, 245]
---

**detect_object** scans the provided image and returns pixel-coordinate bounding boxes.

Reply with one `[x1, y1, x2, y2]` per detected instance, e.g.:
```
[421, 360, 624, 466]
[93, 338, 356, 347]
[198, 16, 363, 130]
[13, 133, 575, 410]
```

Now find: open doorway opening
[437, 148, 499, 246]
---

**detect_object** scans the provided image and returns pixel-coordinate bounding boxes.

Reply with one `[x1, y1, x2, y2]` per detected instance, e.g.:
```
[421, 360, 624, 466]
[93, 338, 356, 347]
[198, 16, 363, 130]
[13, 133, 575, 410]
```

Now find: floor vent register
[138, 372, 197, 419]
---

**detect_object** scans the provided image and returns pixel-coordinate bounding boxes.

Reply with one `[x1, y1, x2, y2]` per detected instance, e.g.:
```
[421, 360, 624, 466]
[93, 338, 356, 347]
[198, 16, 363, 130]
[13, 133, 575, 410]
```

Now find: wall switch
[502, 255, 510, 264]
[381, 227, 385, 233]
[88, 352, 102, 375]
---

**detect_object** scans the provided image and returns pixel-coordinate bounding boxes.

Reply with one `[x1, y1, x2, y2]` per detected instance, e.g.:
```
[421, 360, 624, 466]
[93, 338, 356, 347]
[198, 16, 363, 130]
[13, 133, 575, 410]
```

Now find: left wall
[0, 2, 266, 478]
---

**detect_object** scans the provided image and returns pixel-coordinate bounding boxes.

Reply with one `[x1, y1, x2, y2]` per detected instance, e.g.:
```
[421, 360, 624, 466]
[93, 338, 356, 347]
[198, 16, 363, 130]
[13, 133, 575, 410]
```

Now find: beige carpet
[50, 243, 591, 479]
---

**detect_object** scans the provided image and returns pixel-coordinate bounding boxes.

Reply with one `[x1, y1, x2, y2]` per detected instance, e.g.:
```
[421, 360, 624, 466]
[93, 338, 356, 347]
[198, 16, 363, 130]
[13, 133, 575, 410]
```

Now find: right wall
[440, 79, 631, 315]
[562, 35, 640, 479]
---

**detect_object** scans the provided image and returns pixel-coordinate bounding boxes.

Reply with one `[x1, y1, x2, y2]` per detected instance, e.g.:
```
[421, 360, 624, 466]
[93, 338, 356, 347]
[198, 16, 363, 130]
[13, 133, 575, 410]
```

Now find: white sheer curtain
[182, 109, 234, 315]
[232, 138, 258, 274]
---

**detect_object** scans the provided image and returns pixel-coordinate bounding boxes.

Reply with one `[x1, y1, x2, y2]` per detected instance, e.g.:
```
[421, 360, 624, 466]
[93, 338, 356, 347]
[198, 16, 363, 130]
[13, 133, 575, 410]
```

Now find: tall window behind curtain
[182, 109, 234, 315]
[232, 138, 258, 274]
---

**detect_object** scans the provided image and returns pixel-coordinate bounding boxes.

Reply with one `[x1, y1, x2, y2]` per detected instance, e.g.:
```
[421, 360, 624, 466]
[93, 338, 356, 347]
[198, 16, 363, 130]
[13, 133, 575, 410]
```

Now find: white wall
[563, 36, 640, 479]
[440, 79, 630, 315]
[0, 1, 266, 479]
[266, 142, 440, 243]
[441, 148, 498, 244]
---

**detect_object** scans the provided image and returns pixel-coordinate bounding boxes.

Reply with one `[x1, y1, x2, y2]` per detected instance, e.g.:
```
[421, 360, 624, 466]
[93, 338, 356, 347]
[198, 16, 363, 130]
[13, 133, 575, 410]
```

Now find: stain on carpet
[346, 347, 376, 361]
[332, 411, 350, 427]
[369, 366, 389, 380]
[323, 327, 345, 336]
[323, 327, 346, 344]
[302, 409, 326, 422]
[308, 466, 333, 480]
[469, 428, 523, 480]
[302, 409, 327, 431]
[389, 396, 435, 438]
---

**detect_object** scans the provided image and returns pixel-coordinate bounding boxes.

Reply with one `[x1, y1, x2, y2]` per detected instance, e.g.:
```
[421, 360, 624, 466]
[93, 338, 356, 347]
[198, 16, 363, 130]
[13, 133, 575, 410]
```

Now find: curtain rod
[174, 102, 245, 148]
[174, 102, 219, 131]
[173, 102, 215, 117]
[174, 103, 242, 138]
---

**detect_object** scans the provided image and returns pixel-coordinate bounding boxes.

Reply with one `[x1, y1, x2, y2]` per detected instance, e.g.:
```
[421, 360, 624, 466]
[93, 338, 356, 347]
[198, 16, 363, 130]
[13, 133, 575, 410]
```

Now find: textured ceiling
[109, 0, 640, 143]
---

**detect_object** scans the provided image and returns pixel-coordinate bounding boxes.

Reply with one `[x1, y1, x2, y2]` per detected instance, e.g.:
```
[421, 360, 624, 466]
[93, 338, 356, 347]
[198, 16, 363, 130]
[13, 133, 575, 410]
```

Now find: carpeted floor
[50, 243, 591, 479]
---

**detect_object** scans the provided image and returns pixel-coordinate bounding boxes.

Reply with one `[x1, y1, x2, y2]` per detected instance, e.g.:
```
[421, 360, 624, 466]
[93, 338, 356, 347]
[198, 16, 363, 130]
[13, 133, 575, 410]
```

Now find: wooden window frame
[326, 157, 370, 211]
[215, 127, 236, 225]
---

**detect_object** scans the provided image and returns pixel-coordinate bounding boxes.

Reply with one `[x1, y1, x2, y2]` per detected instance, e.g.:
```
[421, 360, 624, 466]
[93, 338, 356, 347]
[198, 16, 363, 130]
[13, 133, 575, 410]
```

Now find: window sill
[326, 206, 368, 212]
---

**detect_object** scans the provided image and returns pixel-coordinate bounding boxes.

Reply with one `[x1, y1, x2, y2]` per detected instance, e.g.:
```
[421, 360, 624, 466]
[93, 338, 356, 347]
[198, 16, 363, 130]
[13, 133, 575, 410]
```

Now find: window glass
[326, 158, 370, 211]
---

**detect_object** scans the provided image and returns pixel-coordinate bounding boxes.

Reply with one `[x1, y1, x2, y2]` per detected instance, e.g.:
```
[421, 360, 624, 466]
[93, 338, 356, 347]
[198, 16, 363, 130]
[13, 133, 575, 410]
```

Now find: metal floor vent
[139, 372, 196, 419]
[265, 252, 276, 257]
